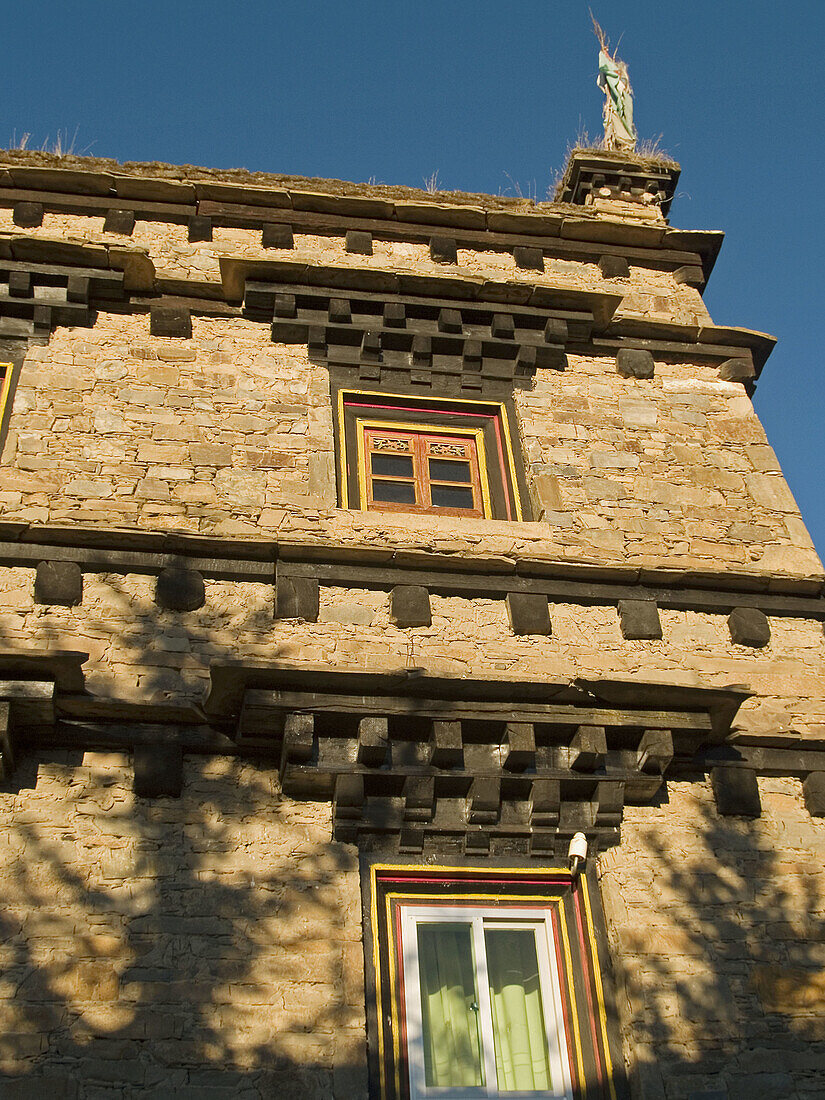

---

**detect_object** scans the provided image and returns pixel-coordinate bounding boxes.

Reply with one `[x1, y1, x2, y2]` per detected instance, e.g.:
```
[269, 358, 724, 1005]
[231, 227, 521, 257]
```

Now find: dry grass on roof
[0, 147, 567, 213]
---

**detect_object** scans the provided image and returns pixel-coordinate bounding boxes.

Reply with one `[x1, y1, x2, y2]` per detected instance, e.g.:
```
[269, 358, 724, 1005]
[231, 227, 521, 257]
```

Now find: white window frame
[400, 905, 574, 1100]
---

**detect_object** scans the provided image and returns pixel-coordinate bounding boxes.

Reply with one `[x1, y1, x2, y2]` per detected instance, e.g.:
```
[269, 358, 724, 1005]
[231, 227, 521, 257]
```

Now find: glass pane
[431, 484, 475, 509]
[485, 929, 552, 1092]
[371, 453, 414, 478]
[429, 458, 472, 483]
[417, 923, 484, 1088]
[372, 479, 416, 503]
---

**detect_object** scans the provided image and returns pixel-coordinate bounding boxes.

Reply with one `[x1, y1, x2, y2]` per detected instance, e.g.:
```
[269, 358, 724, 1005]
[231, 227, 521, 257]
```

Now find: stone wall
[599, 777, 825, 1100]
[0, 570, 823, 740]
[0, 751, 365, 1099]
[1, 312, 820, 578]
[0, 208, 710, 326]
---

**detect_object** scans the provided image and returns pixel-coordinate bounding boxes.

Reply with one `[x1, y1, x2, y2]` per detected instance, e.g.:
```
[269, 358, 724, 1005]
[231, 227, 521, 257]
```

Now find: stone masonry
[0, 148, 823, 1098]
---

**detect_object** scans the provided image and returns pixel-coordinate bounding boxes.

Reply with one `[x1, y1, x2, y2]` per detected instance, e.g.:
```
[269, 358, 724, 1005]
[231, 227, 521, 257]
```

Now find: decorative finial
[591, 14, 637, 152]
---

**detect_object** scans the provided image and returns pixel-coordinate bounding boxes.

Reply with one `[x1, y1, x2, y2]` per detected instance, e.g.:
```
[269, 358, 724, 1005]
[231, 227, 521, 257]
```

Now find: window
[335, 390, 528, 521]
[366, 864, 627, 1100]
[401, 906, 572, 1099]
[363, 425, 488, 517]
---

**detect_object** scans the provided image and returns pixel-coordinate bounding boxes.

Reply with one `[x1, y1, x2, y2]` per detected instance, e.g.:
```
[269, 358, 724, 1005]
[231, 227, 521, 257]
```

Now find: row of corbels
[33, 561, 773, 648]
[9, 200, 671, 284]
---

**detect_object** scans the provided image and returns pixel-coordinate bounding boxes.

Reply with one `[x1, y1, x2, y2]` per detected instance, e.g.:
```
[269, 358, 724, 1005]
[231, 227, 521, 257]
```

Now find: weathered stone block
[276, 576, 320, 621]
[282, 713, 315, 763]
[357, 717, 388, 766]
[429, 720, 463, 767]
[430, 235, 457, 263]
[334, 773, 365, 819]
[187, 214, 212, 242]
[273, 293, 297, 320]
[103, 209, 136, 235]
[345, 230, 372, 255]
[616, 348, 655, 378]
[328, 297, 352, 324]
[728, 606, 771, 647]
[467, 777, 500, 823]
[438, 308, 462, 333]
[599, 254, 630, 278]
[503, 722, 536, 771]
[190, 443, 233, 466]
[404, 775, 435, 820]
[150, 305, 192, 339]
[383, 301, 406, 327]
[618, 599, 662, 640]
[133, 744, 183, 798]
[155, 567, 205, 611]
[638, 728, 674, 774]
[710, 766, 761, 817]
[262, 222, 294, 249]
[491, 313, 515, 340]
[390, 585, 431, 627]
[13, 201, 43, 227]
[544, 318, 568, 342]
[719, 357, 755, 382]
[570, 725, 607, 771]
[34, 561, 83, 606]
[9, 270, 32, 297]
[802, 771, 825, 816]
[308, 449, 336, 499]
[674, 264, 705, 286]
[533, 473, 562, 513]
[530, 779, 560, 828]
[399, 825, 425, 852]
[506, 592, 551, 636]
[513, 246, 544, 271]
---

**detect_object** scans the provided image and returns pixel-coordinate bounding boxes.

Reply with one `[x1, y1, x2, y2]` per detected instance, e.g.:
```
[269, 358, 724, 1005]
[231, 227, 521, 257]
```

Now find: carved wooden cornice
[201, 660, 750, 855]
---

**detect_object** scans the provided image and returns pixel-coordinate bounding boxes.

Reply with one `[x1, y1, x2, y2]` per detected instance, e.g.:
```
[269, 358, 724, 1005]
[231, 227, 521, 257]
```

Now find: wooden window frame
[362, 862, 628, 1100]
[359, 421, 491, 518]
[335, 389, 528, 522]
[400, 904, 574, 1100]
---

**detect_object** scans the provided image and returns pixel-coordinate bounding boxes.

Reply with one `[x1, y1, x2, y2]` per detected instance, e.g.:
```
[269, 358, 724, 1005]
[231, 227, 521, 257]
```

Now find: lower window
[402, 906, 572, 1099]
[365, 864, 626, 1100]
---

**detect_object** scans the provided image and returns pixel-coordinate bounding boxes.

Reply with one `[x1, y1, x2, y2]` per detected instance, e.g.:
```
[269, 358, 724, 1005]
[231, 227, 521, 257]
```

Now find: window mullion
[416, 435, 432, 509]
[472, 916, 498, 1097]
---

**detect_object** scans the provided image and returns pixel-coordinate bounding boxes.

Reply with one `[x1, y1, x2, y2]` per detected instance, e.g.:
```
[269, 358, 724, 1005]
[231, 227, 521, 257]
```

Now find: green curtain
[417, 923, 483, 1087]
[485, 929, 552, 1091]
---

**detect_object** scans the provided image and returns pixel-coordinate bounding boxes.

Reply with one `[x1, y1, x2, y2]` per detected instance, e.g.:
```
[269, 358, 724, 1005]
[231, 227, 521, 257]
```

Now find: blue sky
[3, 1, 823, 555]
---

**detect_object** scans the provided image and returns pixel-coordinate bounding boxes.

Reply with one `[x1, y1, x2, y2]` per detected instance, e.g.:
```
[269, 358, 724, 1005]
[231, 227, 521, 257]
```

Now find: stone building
[0, 145, 822, 1100]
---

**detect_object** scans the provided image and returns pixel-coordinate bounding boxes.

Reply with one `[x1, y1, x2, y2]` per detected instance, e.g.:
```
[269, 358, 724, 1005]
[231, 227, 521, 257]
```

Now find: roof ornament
[591, 14, 637, 152]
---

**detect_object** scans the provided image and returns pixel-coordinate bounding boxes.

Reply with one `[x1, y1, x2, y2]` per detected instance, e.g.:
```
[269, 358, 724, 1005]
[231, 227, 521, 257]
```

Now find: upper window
[363, 424, 488, 517]
[336, 391, 527, 521]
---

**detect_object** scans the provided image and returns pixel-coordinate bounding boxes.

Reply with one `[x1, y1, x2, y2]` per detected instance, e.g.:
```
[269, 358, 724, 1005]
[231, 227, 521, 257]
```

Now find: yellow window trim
[337, 388, 524, 520]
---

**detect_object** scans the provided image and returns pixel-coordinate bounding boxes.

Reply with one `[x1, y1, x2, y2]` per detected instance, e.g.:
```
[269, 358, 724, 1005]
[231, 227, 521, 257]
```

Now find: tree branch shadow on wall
[0, 577, 824, 1097]
[0, 573, 367, 1099]
[600, 780, 825, 1100]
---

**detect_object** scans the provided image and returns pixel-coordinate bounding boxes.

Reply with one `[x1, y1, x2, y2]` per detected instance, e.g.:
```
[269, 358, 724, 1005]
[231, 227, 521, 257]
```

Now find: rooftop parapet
[556, 147, 681, 220]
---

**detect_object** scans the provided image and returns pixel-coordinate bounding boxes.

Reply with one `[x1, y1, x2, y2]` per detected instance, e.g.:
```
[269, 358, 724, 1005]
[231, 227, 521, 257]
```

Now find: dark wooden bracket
[203, 660, 748, 856]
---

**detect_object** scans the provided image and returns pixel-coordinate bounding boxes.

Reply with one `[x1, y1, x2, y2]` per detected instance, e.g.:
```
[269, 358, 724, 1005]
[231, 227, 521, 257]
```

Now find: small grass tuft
[6, 126, 93, 157]
[423, 171, 441, 195]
